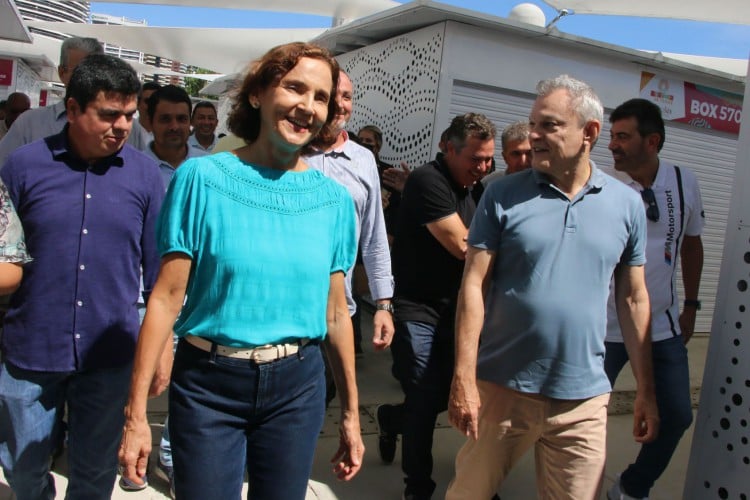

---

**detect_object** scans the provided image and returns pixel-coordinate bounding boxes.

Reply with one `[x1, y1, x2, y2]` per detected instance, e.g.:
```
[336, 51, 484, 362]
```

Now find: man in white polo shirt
[605, 98, 704, 500]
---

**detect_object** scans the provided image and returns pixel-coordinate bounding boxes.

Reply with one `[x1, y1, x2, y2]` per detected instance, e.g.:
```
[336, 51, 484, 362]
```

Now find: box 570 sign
[640, 72, 742, 135]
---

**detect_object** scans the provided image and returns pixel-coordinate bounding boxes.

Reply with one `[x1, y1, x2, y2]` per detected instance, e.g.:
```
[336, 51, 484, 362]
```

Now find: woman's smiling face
[254, 56, 334, 152]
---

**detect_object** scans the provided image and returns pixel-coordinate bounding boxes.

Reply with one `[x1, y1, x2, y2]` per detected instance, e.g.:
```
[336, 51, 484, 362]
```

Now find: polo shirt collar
[47, 125, 125, 169]
[52, 100, 67, 121]
[434, 153, 470, 194]
[188, 133, 217, 151]
[652, 159, 668, 188]
[612, 158, 665, 191]
[531, 160, 606, 189]
[146, 141, 197, 168]
[587, 161, 607, 189]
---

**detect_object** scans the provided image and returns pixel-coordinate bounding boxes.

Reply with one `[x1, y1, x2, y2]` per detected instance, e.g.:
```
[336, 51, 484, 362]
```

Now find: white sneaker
[607, 474, 648, 500]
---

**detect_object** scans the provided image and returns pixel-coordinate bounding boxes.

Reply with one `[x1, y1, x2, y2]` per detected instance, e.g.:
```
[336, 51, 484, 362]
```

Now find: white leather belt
[184, 335, 310, 364]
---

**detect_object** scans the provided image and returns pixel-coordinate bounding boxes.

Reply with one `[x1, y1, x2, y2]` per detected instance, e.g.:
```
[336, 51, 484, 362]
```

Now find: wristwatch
[376, 303, 395, 314]
[684, 299, 702, 310]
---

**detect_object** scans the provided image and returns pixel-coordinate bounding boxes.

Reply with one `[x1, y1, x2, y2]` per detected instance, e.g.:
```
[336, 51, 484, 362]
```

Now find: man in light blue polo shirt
[144, 85, 207, 188]
[446, 75, 659, 500]
[188, 101, 218, 152]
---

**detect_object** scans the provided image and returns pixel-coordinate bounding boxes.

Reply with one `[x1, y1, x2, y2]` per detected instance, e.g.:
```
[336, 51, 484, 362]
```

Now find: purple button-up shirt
[0, 128, 165, 372]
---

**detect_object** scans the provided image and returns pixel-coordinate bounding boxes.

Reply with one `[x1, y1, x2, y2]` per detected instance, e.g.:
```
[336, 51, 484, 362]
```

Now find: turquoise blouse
[157, 152, 357, 347]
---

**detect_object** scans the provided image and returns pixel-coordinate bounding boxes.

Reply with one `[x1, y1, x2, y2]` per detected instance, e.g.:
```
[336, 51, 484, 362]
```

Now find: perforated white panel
[685, 60, 750, 499]
[336, 24, 445, 167]
[684, 228, 750, 499]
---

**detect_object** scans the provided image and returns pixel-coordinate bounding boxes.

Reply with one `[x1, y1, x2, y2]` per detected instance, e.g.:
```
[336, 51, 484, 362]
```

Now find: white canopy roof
[0, 35, 205, 83]
[0, 0, 32, 43]
[59, 0, 399, 24]
[26, 21, 326, 75]
[653, 52, 749, 78]
[543, 0, 750, 25]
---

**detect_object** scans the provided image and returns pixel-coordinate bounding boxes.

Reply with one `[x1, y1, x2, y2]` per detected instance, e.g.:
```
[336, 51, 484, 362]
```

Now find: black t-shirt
[376, 160, 401, 237]
[392, 155, 479, 325]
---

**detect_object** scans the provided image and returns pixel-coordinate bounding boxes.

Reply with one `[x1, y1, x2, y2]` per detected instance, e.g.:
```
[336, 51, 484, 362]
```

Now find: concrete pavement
[0, 312, 708, 499]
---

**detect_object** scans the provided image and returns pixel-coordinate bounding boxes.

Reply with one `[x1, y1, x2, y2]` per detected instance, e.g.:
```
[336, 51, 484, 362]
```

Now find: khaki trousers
[446, 381, 609, 500]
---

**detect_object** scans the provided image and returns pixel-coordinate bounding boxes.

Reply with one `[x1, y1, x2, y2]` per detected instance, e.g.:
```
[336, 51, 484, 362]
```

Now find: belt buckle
[251, 344, 275, 364]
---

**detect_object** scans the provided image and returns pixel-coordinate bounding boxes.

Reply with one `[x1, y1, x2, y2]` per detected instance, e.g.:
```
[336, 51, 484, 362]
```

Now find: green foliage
[184, 66, 218, 99]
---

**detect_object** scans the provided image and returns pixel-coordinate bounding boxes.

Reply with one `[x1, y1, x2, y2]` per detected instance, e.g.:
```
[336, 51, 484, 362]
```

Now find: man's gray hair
[501, 121, 529, 151]
[446, 113, 496, 151]
[60, 37, 103, 68]
[536, 75, 603, 125]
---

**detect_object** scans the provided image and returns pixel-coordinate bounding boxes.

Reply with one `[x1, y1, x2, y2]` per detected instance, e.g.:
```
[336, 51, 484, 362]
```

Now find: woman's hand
[330, 410, 365, 481]
[118, 413, 152, 487]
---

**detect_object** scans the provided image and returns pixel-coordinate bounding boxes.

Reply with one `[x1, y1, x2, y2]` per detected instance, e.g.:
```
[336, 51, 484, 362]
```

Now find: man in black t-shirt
[377, 113, 496, 500]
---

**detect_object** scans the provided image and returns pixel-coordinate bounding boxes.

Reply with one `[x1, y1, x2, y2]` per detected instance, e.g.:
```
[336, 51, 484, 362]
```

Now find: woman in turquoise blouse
[119, 43, 363, 499]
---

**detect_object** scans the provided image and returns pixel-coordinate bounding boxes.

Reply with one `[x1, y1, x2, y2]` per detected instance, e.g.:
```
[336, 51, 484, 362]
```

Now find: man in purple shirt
[0, 54, 165, 499]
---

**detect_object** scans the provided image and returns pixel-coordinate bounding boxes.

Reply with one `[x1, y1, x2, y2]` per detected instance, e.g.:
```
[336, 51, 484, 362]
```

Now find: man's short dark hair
[610, 98, 666, 152]
[192, 101, 217, 120]
[141, 81, 162, 93]
[65, 54, 140, 111]
[147, 85, 193, 121]
[445, 113, 496, 152]
[60, 37, 103, 68]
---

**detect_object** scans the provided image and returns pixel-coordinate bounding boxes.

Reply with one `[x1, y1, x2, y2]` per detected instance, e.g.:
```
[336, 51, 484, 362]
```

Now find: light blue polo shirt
[471, 163, 646, 399]
[144, 141, 207, 187]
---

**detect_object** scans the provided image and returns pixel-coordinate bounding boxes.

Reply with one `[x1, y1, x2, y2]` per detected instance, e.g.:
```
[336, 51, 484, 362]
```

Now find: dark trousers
[391, 319, 455, 498]
[605, 336, 693, 497]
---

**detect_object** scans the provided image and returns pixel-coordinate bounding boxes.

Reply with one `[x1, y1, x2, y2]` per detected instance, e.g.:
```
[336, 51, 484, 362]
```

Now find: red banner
[640, 72, 742, 135]
[0, 59, 13, 86]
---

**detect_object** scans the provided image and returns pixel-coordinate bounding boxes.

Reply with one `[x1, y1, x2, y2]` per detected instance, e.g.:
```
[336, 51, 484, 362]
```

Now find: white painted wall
[438, 21, 741, 113]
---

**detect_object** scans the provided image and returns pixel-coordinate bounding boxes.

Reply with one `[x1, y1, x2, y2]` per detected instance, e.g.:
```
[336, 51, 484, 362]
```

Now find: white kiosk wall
[684, 57, 750, 500]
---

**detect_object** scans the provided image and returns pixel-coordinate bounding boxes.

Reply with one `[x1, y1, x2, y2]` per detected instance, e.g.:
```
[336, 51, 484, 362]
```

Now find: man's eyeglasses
[641, 188, 659, 222]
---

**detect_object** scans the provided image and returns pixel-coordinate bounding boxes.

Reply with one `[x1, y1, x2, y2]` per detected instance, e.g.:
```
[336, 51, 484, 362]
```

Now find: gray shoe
[118, 468, 148, 492]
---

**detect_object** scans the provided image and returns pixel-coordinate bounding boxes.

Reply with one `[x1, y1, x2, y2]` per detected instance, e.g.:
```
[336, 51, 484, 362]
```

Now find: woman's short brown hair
[227, 42, 340, 147]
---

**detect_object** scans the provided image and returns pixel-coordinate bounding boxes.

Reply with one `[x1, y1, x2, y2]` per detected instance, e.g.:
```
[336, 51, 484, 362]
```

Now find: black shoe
[402, 490, 432, 500]
[377, 404, 398, 464]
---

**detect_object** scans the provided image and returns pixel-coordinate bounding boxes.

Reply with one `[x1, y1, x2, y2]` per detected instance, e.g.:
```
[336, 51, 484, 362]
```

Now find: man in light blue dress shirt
[305, 71, 395, 355]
